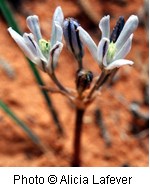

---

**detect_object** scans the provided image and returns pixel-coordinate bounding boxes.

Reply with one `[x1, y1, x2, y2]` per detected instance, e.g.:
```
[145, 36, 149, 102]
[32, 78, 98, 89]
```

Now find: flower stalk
[48, 71, 70, 94]
[72, 107, 85, 167]
[87, 70, 110, 99]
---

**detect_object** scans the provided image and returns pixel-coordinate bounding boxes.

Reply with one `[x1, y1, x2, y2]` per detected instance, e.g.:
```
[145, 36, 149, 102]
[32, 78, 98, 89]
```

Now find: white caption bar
[0, 167, 149, 191]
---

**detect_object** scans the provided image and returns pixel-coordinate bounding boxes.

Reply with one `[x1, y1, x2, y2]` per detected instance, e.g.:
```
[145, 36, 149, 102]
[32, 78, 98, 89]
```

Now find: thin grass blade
[0, 100, 45, 150]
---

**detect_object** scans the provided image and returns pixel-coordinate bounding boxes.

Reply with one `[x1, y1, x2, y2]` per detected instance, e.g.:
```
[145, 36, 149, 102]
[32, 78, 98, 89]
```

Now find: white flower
[78, 15, 139, 71]
[8, 6, 64, 74]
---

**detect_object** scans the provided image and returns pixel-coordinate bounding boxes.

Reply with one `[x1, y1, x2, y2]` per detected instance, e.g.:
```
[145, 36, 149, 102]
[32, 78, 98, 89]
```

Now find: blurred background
[0, 0, 149, 166]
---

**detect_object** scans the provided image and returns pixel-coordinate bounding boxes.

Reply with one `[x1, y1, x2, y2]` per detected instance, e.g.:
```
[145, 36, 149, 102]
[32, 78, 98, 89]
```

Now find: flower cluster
[78, 15, 139, 72]
[8, 6, 139, 99]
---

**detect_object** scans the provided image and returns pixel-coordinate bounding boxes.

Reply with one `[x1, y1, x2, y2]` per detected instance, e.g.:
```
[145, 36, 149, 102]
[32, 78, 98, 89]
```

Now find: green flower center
[39, 39, 50, 59]
[107, 42, 116, 63]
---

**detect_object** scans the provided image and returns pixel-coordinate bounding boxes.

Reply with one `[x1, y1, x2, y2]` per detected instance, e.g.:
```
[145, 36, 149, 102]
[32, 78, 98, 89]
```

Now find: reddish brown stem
[72, 108, 85, 167]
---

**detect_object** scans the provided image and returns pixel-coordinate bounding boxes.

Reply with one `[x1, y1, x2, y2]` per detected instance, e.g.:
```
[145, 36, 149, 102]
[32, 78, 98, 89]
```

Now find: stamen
[39, 39, 50, 58]
[107, 42, 116, 62]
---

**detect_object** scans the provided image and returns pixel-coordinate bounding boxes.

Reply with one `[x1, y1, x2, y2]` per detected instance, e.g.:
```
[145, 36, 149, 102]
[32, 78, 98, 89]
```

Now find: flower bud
[63, 18, 84, 67]
[76, 69, 93, 95]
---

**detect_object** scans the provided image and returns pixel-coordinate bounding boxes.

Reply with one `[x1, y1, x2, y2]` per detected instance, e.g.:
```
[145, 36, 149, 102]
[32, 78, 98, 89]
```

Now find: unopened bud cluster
[76, 69, 93, 95]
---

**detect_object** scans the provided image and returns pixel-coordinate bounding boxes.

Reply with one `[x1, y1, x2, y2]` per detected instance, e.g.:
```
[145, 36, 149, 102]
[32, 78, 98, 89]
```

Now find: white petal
[114, 34, 133, 60]
[115, 15, 139, 50]
[78, 26, 98, 62]
[23, 33, 47, 63]
[97, 37, 109, 68]
[47, 42, 63, 73]
[105, 59, 134, 70]
[8, 27, 40, 64]
[23, 33, 37, 56]
[51, 22, 63, 48]
[26, 15, 42, 43]
[99, 15, 110, 39]
[51, 6, 64, 46]
[52, 6, 64, 26]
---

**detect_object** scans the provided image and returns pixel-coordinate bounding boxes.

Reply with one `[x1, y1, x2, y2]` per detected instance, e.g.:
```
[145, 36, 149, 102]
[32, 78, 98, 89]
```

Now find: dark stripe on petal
[68, 19, 75, 54]
[103, 41, 108, 58]
[74, 24, 83, 58]
[110, 16, 125, 43]
[41, 60, 46, 72]
[28, 35, 36, 49]
[51, 45, 59, 57]
[50, 44, 59, 71]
